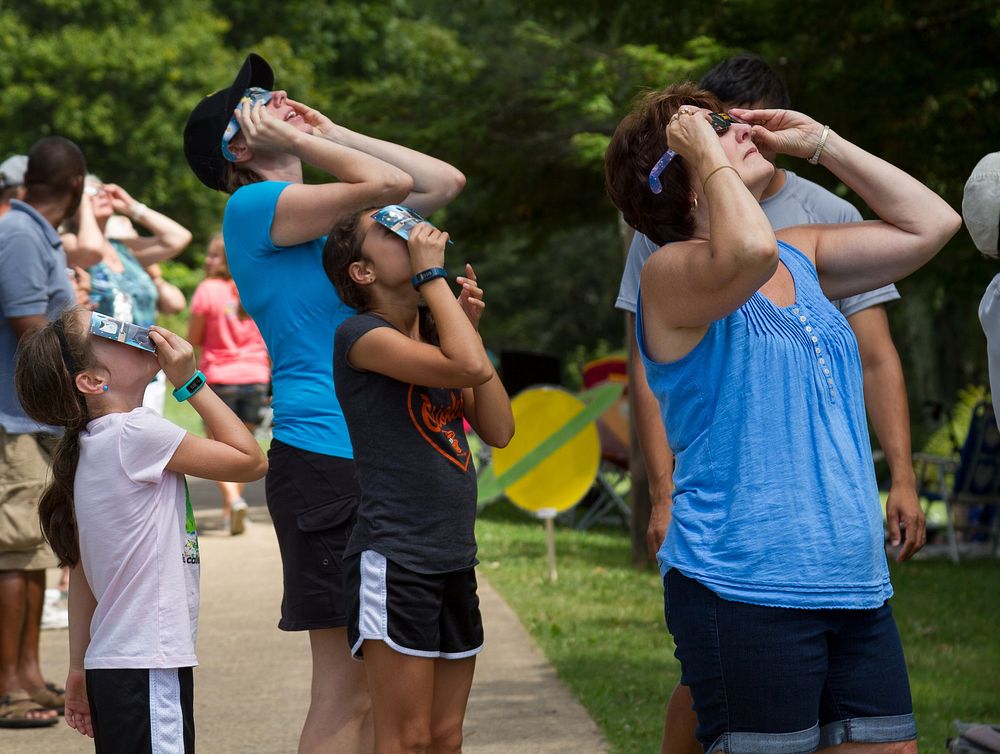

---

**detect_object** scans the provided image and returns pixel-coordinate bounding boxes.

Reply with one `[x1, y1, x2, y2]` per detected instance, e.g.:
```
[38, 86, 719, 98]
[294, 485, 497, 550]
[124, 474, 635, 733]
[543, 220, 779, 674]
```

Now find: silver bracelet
[807, 125, 830, 165]
[130, 202, 148, 222]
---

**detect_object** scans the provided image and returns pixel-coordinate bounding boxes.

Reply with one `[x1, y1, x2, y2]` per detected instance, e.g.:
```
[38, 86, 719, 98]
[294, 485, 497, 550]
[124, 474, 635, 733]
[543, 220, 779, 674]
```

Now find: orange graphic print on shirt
[407, 385, 471, 472]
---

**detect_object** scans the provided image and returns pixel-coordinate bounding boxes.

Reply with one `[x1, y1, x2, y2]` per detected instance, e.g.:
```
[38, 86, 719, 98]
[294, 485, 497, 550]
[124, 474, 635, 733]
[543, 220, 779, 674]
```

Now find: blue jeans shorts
[664, 569, 917, 754]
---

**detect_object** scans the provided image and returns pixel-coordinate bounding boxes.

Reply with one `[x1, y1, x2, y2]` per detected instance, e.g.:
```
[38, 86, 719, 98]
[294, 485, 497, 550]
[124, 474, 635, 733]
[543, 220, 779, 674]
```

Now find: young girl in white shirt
[15, 307, 267, 751]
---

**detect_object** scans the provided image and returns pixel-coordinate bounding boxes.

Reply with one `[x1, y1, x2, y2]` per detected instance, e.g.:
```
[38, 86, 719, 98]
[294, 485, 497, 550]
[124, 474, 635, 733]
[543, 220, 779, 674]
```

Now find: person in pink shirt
[188, 233, 271, 535]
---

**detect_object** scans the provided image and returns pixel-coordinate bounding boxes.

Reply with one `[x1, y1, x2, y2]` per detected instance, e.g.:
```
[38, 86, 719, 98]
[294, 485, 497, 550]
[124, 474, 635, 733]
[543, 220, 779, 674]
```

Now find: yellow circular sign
[492, 386, 601, 513]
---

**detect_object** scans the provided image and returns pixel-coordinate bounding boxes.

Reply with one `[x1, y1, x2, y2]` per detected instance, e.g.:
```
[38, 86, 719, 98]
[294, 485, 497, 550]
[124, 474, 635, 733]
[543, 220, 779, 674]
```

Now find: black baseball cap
[183, 53, 274, 191]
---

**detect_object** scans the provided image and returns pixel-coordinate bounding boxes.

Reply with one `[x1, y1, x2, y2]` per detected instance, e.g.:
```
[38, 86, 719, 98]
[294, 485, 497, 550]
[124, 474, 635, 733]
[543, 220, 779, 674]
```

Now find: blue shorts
[664, 569, 917, 754]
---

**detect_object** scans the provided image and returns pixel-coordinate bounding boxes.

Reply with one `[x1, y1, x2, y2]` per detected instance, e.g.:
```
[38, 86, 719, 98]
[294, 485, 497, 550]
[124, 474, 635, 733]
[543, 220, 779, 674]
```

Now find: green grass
[162, 390, 203, 435]
[476, 501, 1000, 754]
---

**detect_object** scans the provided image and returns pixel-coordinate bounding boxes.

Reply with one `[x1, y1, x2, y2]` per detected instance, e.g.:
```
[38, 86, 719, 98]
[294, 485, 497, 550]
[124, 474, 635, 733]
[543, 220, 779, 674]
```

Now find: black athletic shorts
[210, 383, 269, 424]
[86, 667, 194, 753]
[346, 550, 484, 660]
[266, 439, 360, 631]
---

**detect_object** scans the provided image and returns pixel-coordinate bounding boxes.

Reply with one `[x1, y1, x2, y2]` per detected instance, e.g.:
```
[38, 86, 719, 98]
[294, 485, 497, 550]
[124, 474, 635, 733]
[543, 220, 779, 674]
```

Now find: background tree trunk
[618, 220, 651, 566]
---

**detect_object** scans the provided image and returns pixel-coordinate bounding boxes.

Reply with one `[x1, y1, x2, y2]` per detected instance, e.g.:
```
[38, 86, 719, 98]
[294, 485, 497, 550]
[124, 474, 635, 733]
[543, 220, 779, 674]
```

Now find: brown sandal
[0, 689, 59, 728]
[30, 683, 65, 714]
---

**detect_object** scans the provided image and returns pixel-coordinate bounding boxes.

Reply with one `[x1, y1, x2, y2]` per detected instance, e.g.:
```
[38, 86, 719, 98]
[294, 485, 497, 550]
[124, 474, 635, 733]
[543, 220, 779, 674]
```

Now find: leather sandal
[0, 690, 59, 728]
[30, 683, 65, 714]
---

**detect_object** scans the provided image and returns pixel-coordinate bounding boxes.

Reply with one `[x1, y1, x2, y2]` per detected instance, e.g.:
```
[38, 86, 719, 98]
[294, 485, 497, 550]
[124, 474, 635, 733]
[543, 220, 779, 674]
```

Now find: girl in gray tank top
[325, 207, 513, 754]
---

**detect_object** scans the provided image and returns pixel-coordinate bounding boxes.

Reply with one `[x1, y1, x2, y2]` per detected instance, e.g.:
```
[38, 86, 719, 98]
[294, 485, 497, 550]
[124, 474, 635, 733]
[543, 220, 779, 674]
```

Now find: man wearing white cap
[965, 151, 1000, 422]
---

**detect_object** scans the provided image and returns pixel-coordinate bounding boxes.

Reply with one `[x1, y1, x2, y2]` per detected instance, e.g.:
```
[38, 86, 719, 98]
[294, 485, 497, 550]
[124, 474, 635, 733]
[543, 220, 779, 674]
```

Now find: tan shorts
[0, 430, 58, 571]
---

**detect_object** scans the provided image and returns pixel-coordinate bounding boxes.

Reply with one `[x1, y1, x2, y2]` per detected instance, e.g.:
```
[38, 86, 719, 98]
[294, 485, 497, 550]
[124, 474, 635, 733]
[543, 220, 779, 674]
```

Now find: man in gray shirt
[617, 55, 924, 754]
[0, 137, 85, 725]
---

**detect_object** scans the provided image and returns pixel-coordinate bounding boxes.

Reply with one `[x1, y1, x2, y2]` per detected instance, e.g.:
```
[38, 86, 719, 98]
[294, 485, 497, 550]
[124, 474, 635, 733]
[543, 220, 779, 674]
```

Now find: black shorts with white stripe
[86, 667, 195, 753]
[346, 550, 484, 660]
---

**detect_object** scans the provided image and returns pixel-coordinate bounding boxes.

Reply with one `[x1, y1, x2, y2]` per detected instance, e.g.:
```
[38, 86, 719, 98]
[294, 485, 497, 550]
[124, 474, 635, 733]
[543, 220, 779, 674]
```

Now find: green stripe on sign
[476, 382, 624, 506]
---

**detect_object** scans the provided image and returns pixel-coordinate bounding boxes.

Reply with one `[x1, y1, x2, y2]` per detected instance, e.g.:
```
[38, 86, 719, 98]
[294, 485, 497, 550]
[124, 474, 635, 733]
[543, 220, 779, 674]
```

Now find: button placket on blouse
[794, 307, 836, 401]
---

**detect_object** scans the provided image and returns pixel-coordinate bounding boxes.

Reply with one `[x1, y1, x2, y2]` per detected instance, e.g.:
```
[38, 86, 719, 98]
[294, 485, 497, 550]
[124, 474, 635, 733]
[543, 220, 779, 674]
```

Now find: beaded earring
[102, 385, 109, 393]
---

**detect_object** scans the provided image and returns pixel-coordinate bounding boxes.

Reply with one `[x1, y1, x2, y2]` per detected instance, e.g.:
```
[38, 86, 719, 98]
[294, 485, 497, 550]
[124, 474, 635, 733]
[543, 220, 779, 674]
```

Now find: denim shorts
[664, 569, 917, 754]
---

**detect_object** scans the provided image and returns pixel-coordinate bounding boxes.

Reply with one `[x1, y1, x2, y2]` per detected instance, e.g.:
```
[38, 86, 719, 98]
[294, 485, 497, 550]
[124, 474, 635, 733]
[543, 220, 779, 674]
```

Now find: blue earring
[102, 385, 109, 392]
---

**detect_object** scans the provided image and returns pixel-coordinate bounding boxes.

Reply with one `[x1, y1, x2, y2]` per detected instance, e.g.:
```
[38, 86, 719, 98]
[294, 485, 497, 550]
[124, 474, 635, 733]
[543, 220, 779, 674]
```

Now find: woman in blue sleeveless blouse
[605, 83, 960, 754]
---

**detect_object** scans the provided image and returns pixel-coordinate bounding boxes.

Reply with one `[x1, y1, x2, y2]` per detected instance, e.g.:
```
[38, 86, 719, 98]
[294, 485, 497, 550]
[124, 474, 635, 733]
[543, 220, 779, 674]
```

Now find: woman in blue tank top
[605, 83, 960, 754]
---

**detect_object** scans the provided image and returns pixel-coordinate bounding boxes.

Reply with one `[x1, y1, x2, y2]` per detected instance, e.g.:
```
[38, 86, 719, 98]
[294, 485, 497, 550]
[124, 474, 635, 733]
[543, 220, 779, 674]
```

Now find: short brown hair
[604, 83, 722, 246]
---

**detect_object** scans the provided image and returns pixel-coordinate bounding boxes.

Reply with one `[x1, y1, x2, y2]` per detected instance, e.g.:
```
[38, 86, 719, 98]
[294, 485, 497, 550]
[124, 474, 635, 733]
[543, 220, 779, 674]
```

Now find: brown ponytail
[322, 208, 380, 313]
[221, 161, 264, 195]
[14, 308, 99, 567]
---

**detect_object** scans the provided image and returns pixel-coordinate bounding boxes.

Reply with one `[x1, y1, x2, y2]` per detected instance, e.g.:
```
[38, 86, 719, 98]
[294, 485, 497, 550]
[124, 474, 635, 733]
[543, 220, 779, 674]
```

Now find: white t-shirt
[615, 170, 900, 317]
[75, 407, 199, 669]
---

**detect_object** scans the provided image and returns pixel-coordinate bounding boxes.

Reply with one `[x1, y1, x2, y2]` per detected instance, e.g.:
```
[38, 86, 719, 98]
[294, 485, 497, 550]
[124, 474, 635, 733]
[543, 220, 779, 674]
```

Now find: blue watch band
[411, 267, 448, 290]
[172, 370, 207, 402]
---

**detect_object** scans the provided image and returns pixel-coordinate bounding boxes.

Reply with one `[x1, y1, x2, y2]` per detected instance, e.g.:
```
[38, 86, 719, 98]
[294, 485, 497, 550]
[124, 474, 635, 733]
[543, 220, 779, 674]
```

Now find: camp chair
[948, 721, 1000, 753]
[574, 356, 631, 530]
[914, 401, 1000, 562]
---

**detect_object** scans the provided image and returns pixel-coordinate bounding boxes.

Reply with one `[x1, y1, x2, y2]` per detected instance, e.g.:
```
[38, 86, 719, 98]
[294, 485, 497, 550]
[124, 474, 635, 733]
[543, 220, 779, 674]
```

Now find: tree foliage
[1, 0, 998, 438]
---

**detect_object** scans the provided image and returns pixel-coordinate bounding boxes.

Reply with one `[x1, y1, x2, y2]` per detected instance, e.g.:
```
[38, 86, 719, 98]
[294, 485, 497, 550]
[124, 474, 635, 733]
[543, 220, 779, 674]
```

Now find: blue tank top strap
[776, 240, 820, 287]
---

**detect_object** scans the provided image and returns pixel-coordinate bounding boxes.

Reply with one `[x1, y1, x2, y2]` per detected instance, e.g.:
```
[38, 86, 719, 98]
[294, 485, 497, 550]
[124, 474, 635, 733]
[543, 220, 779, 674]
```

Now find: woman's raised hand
[456, 263, 485, 330]
[407, 222, 449, 273]
[103, 183, 137, 216]
[235, 100, 301, 155]
[148, 326, 198, 388]
[667, 107, 726, 167]
[729, 108, 825, 161]
[284, 97, 336, 137]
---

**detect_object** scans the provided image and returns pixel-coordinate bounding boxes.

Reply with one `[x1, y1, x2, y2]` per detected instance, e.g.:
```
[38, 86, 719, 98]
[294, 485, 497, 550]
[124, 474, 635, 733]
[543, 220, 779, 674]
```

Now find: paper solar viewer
[372, 205, 454, 245]
[90, 312, 157, 353]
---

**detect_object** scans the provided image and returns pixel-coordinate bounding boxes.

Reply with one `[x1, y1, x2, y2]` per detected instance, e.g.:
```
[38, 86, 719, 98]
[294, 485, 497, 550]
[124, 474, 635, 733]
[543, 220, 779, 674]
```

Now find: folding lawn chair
[913, 400, 1000, 562]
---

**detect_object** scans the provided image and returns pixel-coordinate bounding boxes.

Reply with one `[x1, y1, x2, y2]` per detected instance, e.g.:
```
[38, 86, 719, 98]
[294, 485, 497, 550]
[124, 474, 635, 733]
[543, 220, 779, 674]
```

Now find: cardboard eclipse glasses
[648, 112, 746, 194]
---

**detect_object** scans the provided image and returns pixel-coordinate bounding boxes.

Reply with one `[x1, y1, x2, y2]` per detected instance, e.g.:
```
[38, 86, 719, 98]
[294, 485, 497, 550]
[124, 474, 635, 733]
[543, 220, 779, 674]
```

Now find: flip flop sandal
[30, 684, 65, 715]
[0, 690, 59, 728]
[45, 680, 66, 696]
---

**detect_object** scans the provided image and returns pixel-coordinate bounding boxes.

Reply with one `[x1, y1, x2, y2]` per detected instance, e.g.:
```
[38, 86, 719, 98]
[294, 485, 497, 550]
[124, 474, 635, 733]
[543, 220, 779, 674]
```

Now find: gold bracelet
[701, 164, 739, 190]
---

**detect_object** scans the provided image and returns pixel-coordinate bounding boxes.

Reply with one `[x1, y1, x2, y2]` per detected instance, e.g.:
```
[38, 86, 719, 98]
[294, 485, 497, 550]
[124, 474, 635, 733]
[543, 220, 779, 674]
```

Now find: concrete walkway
[1, 478, 606, 753]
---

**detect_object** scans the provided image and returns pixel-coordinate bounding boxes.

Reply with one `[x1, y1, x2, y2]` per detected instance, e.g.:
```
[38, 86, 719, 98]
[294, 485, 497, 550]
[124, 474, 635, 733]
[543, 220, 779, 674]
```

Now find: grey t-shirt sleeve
[0, 231, 54, 317]
[334, 313, 393, 374]
[833, 284, 901, 318]
[767, 172, 901, 317]
[615, 232, 660, 314]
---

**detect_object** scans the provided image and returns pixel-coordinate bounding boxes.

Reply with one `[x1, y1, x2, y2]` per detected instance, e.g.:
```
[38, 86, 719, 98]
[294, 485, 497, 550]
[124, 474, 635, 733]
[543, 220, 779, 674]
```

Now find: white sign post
[537, 507, 558, 583]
